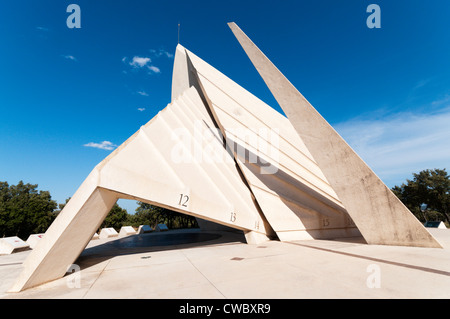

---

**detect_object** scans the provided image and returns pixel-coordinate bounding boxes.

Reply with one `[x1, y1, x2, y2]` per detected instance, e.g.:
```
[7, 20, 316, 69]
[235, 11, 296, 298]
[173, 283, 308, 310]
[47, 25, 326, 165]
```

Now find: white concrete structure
[137, 225, 153, 234]
[2, 228, 450, 299]
[25, 234, 44, 249]
[173, 44, 359, 242]
[119, 226, 137, 237]
[438, 222, 447, 229]
[91, 233, 99, 240]
[9, 23, 442, 292]
[155, 224, 169, 232]
[0, 237, 30, 255]
[99, 228, 119, 239]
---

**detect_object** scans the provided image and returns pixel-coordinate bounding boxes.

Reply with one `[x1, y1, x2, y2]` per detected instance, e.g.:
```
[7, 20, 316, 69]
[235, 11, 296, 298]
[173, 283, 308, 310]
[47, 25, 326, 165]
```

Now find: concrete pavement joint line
[180, 249, 227, 299]
[81, 258, 112, 299]
[287, 241, 450, 277]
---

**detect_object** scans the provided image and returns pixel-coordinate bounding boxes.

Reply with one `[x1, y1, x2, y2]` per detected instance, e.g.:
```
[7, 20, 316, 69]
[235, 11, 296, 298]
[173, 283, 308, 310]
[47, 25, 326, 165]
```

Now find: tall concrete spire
[228, 22, 441, 248]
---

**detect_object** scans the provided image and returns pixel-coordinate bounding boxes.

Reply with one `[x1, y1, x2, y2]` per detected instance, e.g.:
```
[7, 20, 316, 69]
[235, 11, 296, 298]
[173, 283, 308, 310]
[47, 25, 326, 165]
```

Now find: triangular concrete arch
[9, 86, 274, 292]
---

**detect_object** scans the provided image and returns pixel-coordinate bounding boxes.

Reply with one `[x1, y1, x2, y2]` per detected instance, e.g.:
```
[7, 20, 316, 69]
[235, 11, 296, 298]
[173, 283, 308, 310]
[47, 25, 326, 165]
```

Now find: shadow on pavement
[76, 229, 246, 271]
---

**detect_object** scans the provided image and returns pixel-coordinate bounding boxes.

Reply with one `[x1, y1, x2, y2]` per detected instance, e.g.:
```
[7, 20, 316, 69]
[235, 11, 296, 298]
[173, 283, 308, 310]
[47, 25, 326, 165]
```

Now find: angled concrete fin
[227, 22, 442, 248]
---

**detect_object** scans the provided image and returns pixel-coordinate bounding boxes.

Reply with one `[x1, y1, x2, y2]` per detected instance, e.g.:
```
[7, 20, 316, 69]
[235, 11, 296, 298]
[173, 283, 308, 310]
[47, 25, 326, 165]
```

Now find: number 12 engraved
[178, 194, 189, 207]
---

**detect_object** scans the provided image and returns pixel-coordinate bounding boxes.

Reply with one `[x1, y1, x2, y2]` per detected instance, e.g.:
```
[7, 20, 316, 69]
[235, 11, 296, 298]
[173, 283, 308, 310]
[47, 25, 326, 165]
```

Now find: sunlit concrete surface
[1, 228, 449, 299]
[12, 34, 441, 292]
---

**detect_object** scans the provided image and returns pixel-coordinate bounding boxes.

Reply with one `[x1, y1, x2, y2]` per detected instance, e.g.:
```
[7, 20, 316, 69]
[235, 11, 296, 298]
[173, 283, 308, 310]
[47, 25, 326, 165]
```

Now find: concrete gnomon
[7, 23, 442, 294]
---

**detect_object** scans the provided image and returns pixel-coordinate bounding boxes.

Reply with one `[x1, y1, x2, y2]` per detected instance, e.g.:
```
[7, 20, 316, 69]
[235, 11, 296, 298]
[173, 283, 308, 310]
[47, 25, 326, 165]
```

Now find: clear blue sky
[1, 0, 450, 213]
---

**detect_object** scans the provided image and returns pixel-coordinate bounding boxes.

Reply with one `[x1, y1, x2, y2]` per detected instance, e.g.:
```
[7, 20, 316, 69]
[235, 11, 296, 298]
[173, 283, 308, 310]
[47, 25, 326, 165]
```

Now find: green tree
[129, 202, 198, 229]
[98, 203, 129, 232]
[0, 181, 57, 238]
[392, 169, 450, 224]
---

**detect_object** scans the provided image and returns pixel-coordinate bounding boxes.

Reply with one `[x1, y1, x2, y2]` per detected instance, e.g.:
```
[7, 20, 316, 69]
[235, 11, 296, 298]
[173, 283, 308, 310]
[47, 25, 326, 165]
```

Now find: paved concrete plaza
[1, 228, 449, 299]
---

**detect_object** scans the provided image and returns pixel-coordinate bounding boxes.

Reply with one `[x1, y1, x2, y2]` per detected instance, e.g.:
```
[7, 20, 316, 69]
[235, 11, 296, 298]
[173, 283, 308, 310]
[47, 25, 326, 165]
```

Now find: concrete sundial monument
[10, 23, 441, 292]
